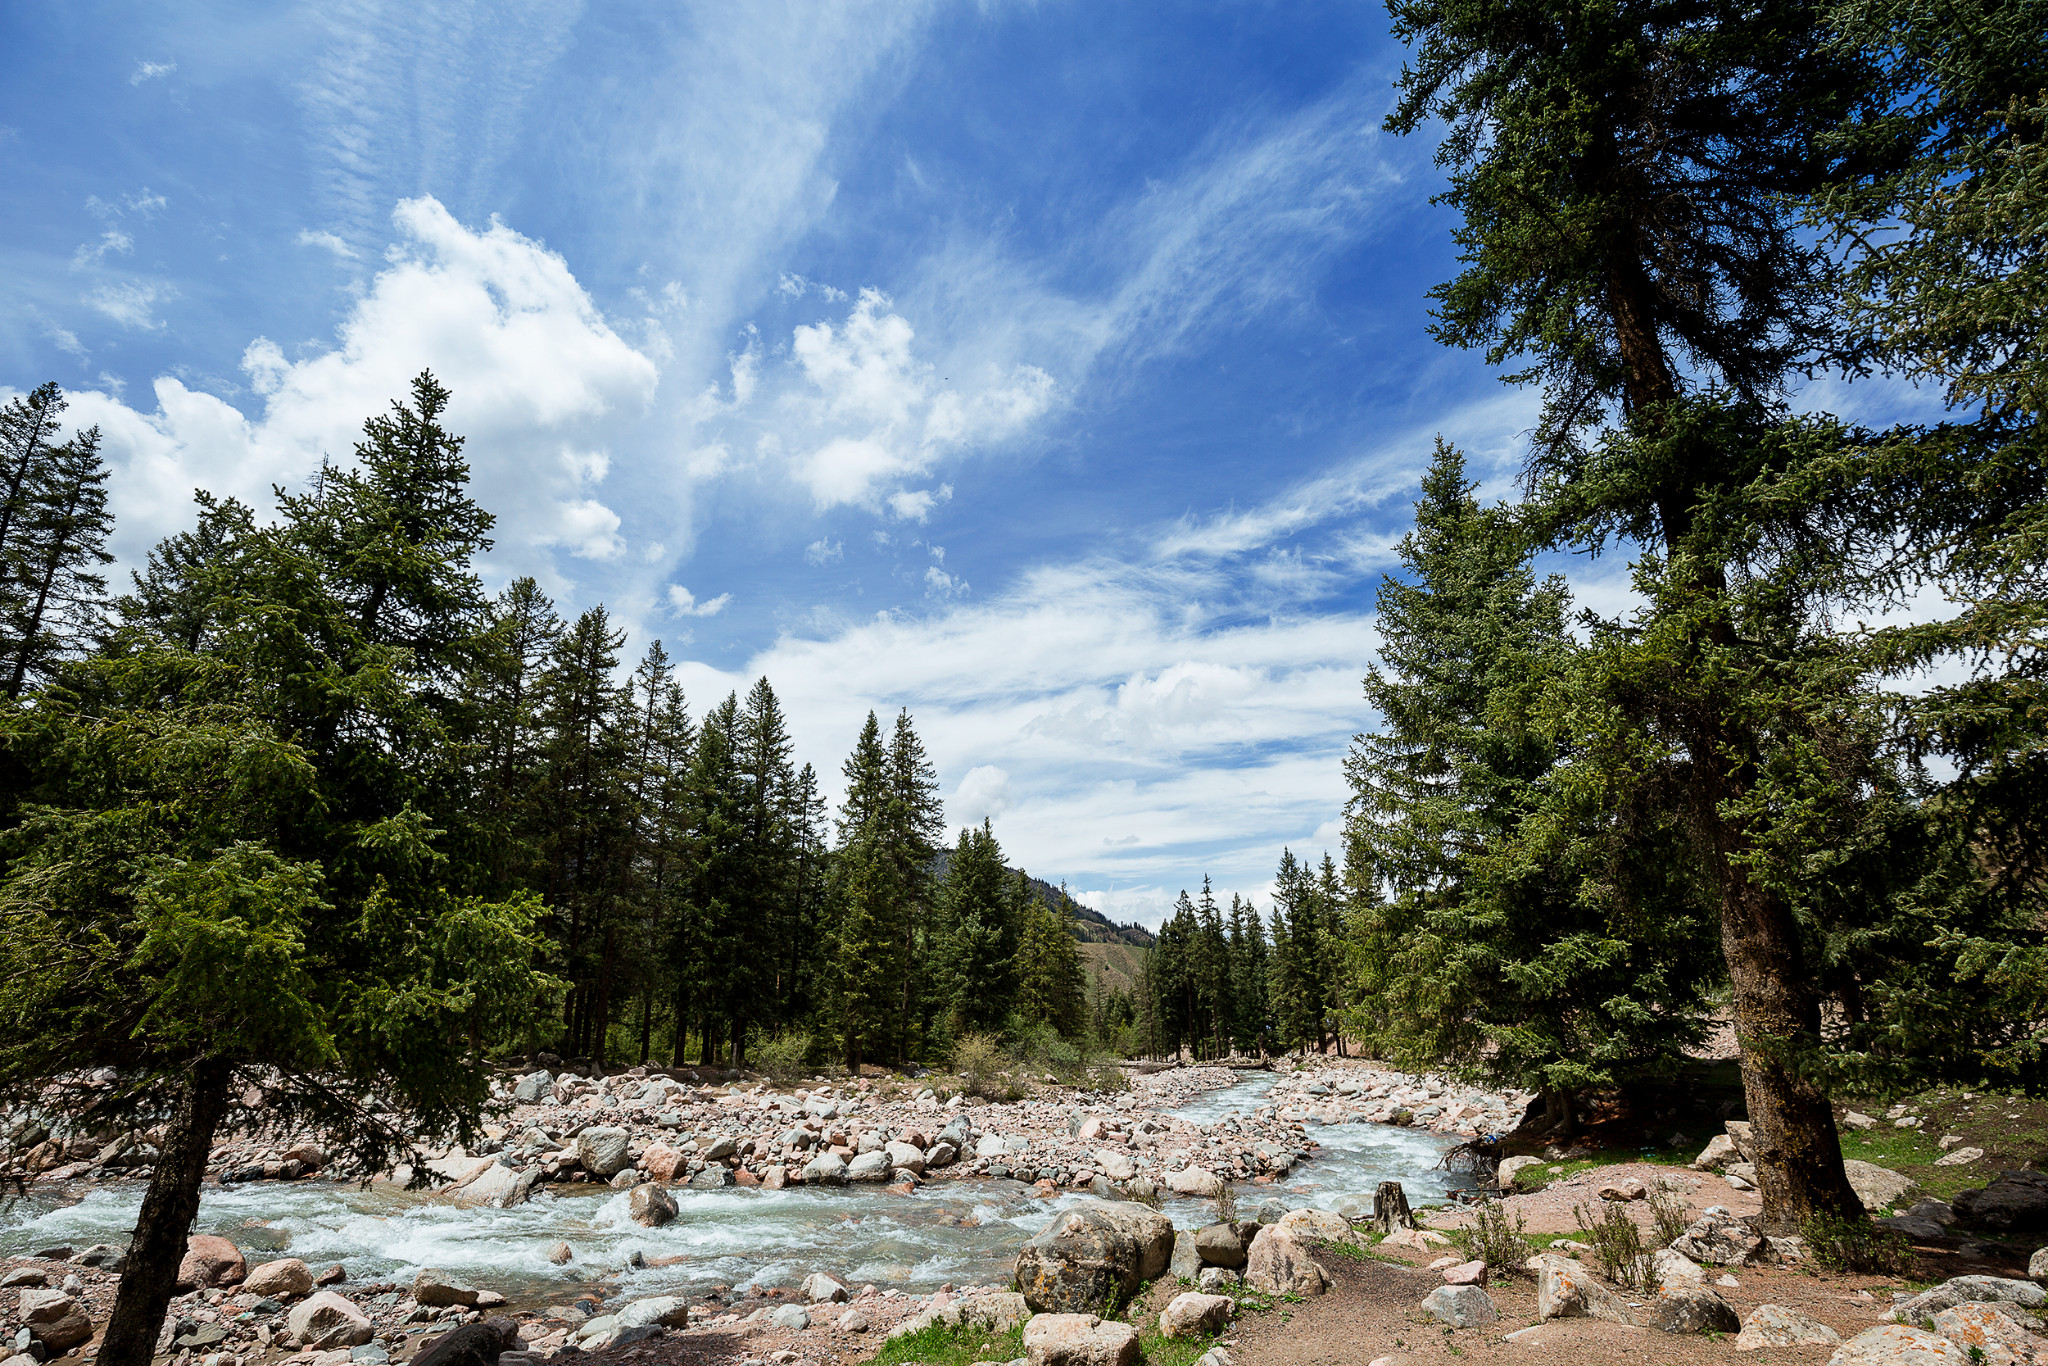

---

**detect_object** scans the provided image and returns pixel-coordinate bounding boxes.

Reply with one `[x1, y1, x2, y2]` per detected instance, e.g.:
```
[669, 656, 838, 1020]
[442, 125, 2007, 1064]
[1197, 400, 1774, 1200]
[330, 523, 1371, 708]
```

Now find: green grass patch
[864, 1321, 1027, 1366]
[1507, 1146, 1693, 1192]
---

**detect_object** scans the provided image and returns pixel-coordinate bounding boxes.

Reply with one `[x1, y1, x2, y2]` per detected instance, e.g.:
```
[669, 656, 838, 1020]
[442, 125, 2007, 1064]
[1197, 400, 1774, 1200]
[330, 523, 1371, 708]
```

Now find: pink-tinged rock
[1532, 1254, 1634, 1325]
[286, 1291, 374, 1350]
[1826, 1324, 1969, 1364]
[1441, 1260, 1487, 1286]
[1159, 1292, 1233, 1339]
[639, 1143, 685, 1182]
[1598, 1178, 1647, 1202]
[1735, 1303, 1841, 1350]
[1023, 1313, 1141, 1366]
[762, 1165, 788, 1190]
[243, 1258, 314, 1299]
[176, 1235, 246, 1290]
[1929, 1303, 2047, 1365]
[1243, 1226, 1327, 1297]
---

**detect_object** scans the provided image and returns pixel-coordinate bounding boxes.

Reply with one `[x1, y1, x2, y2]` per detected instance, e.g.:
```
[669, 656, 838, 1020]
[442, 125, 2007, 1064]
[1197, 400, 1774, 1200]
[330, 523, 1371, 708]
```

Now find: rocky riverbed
[0, 1057, 1533, 1366]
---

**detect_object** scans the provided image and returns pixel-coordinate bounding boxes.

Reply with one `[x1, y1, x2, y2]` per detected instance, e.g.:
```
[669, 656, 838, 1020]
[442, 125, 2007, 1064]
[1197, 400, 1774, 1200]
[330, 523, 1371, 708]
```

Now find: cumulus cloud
[62, 196, 659, 588]
[668, 585, 732, 617]
[804, 538, 844, 565]
[130, 61, 176, 85]
[951, 765, 1013, 827]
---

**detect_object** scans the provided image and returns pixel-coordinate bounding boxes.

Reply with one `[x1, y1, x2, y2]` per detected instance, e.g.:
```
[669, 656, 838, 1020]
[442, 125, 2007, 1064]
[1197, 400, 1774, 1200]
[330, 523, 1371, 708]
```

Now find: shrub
[1648, 1182, 1691, 1247]
[1802, 1214, 1914, 1275]
[953, 1033, 1013, 1098]
[752, 1031, 814, 1082]
[1469, 1198, 1530, 1277]
[1573, 1202, 1651, 1290]
[1213, 1183, 1239, 1224]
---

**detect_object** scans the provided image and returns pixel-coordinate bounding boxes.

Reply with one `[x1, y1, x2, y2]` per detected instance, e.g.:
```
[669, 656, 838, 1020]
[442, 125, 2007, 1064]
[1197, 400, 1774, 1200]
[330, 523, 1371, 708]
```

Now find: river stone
[1159, 1292, 1233, 1339]
[1091, 1149, 1135, 1182]
[289, 1291, 375, 1349]
[927, 1141, 958, 1168]
[20, 1289, 76, 1325]
[1498, 1154, 1545, 1186]
[975, 1134, 1011, 1159]
[1015, 1199, 1175, 1314]
[1276, 1208, 1353, 1246]
[887, 1292, 1031, 1340]
[939, 1116, 973, 1149]
[804, 1152, 848, 1185]
[576, 1127, 632, 1178]
[1735, 1303, 1842, 1350]
[770, 1304, 810, 1331]
[1423, 1285, 1499, 1328]
[512, 1070, 552, 1103]
[803, 1273, 848, 1304]
[455, 1162, 540, 1209]
[886, 1141, 927, 1174]
[1533, 1255, 1635, 1325]
[1193, 1223, 1248, 1269]
[2032, 1246, 2048, 1282]
[1843, 1160, 1920, 1214]
[1648, 1285, 1740, 1335]
[1023, 1313, 1140, 1366]
[1166, 1165, 1222, 1198]
[1954, 1171, 2048, 1234]
[1890, 1276, 2047, 1321]
[639, 1143, 685, 1182]
[1243, 1226, 1326, 1297]
[244, 1258, 314, 1298]
[1442, 1260, 1487, 1286]
[630, 1183, 678, 1225]
[411, 1319, 520, 1366]
[1170, 1231, 1201, 1281]
[177, 1234, 246, 1290]
[35, 1311, 92, 1354]
[615, 1297, 689, 1329]
[690, 1166, 735, 1188]
[847, 1151, 892, 1182]
[1197, 1267, 1240, 1293]
[414, 1268, 481, 1308]
[1829, 1324, 1970, 1363]
[0, 1270, 45, 1289]
[1652, 1248, 1705, 1291]
[1691, 1135, 1739, 1172]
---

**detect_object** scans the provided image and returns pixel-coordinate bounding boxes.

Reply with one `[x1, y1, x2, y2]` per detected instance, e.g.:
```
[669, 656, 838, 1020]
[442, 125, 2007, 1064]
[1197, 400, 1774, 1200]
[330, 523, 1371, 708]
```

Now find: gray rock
[1196, 1266, 1240, 1293]
[1669, 1211, 1764, 1266]
[1646, 1285, 1739, 1335]
[1015, 1199, 1175, 1314]
[1952, 1170, 2048, 1234]
[701, 1136, 738, 1162]
[1828, 1324, 1971, 1363]
[2031, 1245, 2047, 1283]
[1194, 1223, 1249, 1269]
[769, 1304, 810, 1332]
[802, 1273, 848, 1304]
[1498, 1155, 1545, 1187]
[1888, 1274, 2045, 1321]
[886, 1142, 927, 1175]
[690, 1166, 735, 1189]
[803, 1152, 847, 1186]
[1422, 1285, 1499, 1328]
[926, 1141, 958, 1168]
[1532, 1255, 1636, 1325]
[847, 1151, 892, 1182]
[1909, 1199, 1957, 1226]
[1169, 1231, 1201, 1281]
[1844, 1160, 1920, 1214]
[413, 1269, 481, 1308]
[576, 1127, 632, 1178]
[615, 1297, 690, 1329]
[512, 1071, 553, 1103]
[939, 1116, 973, 1150]
[629, 1183, 678, 1225]
[1734, 1303, 1842, 1349]
[1877, 1216, 1949, 1242]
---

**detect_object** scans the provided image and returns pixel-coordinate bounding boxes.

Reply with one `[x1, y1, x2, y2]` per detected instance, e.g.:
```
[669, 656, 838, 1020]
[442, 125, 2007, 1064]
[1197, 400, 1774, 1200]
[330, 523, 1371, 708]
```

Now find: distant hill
[1080, 941, 1149, 997]
[928, 850, 1157, 948]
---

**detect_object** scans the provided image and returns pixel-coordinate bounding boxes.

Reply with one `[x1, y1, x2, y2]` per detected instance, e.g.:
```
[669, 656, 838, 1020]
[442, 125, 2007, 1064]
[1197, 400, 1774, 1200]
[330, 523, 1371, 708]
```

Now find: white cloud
[87, 282, 171, 330]
[65, 197, 659, 593]
[73, 230, 134, 268]
[804, 538, 844, 565]
[951, 764, 1013, 827]
[49, 329, 87, 360]
[130, 61, 176, 85]
[924, 565, 966, 598]
[888, 484, 950, 522]
[297, 229, 360, 260]
[668, 585, 732, 617]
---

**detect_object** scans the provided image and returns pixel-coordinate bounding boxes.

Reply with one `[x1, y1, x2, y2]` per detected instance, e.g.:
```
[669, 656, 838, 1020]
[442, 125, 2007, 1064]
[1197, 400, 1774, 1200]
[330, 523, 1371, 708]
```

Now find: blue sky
[2, 0, 1579, 924]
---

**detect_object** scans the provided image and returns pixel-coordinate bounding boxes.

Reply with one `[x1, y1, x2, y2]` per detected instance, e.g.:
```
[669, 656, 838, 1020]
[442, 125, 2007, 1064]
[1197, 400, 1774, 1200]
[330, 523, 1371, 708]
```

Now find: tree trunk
[1372, 1181, 1416, 1234]
[638, 991, 652, 1065]
[594, 928, 614, 1070]
[99, 1060, 232, 1366]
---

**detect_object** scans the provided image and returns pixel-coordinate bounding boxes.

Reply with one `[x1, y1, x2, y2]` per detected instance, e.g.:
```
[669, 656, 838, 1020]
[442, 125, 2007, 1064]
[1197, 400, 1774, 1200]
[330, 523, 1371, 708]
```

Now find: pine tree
[885, 709, 944, 1060]
[117, 492, 255, 653]
[934, 820, 1020, 1037]
[830, 712, 897, 1069]
[1016, 882, 1086, 1039]
[1194, 878, 1232, 1059]
[4, 425, 113, 697]
[1228, 894, 1270, 1055]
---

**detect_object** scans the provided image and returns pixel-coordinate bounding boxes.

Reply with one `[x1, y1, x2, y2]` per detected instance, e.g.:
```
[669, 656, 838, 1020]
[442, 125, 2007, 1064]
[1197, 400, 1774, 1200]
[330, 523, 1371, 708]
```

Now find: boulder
[629, 1183, 678, 1226]
[847, 1151, 892, 1182]
[689, 1166, 734, 1188]
[1091, 1149, 1135, 1182]
[926, 1141, 958, 1168]
[803, 1152, 848, 1186]
[19, 1288, 76, 1325]
[1828, 1324, 1970, 1363]
[1422, 1285, 1499, 1329]
[701, 1135, 738, 1161]
[1725, 1121, 1755, 1160]
[887, 1292, 1032, 1339]
[1844, 1160, 1920, 1214]
[1928, 1303, 2046, 1364]
[1671, 1211, 1765, 1266]
[1691, 1135, 1739, 1172]
[639, 1143, 685, 1182]
[577, 1127, 632, 1178]
[1193, 1223, 1249, 1269]
[288, 1290, 375, 1349]
[1170, 1231, 1201, 1280]
[512, 1070, 553, 1103]
[1648, 1285, 1740, 1335]
[1935, 1147, 1986, 1167]
[282, 1143, 327, 1169]
[413, 1268, 481, 1308]
[35, 1310, 93, 1354]
[804, 1273, 849, 1304]
[836, 1309, 871, 1333]
[243, 1258, 314, 1299]
[1380, 1227, 1451, 1251]
[1159, 1292, 1233, 1339]
[1242, 1226, 1326, 1297]
[974, 1134, 1011, 1159]
[1953, 1171, 2048, 1234]
[1651, 1248, 1705, 1291]
[1498, 1155, 1545, 1186]
[1166, 1165, 1223, 1198]
[1015, 1199, 1175, 1313]
[1844, 1111, 1879, 1131]
[1889, 1277, 2046, 1321]
[452, 1163, 540, 1209]
[176, 1234, 246, 1290]
[1533, 1255, 1636, 1325]
[1735, 1303, 1842, 1350]
[1197, 1267, 1241, 1293]
[1599, 1178, 1648, 1202]
[1275, 1208, 1354, 1246]
[547, 1242, 573, 1265]
[1441, 1260, 1487, 1287]
[614, 1297, 690, 1330]
[2032, 1246, 2047, 1283]
[0, 1270, 45, 1289]
[769, 1304, 810, 1331]
[1023, 1313, 1140, 1366]
[886, 1142, 927, 1175]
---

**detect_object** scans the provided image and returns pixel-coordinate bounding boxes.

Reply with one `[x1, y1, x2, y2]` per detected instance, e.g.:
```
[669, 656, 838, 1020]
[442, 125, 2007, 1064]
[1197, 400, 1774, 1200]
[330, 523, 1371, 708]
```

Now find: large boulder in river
[1165, 1165, 1222, 1198]
[576, 1127, 633, 1178]
[1016, 1199, 1174, 1314]
[804, 1152, 848, 1185]
[176, 1235, 245, 1290]
[413, 1268, 481, 1308]
[629, 1183, 677, 1226]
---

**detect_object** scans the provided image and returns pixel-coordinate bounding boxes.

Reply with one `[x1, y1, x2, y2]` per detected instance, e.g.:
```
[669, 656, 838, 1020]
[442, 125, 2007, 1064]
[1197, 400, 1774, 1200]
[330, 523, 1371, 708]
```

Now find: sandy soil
[1424, 1162, 1763, 1236]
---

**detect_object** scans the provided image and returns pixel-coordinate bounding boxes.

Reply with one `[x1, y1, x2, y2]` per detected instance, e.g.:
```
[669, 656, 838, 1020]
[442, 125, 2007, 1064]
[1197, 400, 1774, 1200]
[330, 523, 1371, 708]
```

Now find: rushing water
[0, 1075, 1463, 1305]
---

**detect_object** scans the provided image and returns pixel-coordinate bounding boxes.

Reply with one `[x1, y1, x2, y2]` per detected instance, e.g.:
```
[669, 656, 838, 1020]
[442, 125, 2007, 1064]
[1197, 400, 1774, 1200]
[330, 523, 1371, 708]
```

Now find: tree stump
[1373, 1180, 1416, 1233]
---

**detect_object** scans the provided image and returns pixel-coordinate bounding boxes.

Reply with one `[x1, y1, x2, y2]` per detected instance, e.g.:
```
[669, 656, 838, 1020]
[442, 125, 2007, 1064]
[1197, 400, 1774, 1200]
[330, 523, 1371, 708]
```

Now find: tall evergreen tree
[1016, 882, 1086, 1039]
[934, 821, 1020, 1036]
[3, 425, 113, 697]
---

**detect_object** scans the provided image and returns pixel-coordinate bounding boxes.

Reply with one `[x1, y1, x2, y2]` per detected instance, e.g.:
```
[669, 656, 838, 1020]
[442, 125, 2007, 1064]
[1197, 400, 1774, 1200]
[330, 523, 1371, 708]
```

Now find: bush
[1469, 1198, 1530, 1277]
[953, 1033, 1013, 1098]
[1213, 1183, 1239, 1224]
[1802, 1214, 1914, 1275]
[751, 1030, 815, 1082]
[1648, 1182, 1691, 1246]
[1573, 1201, 1651, 1290]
